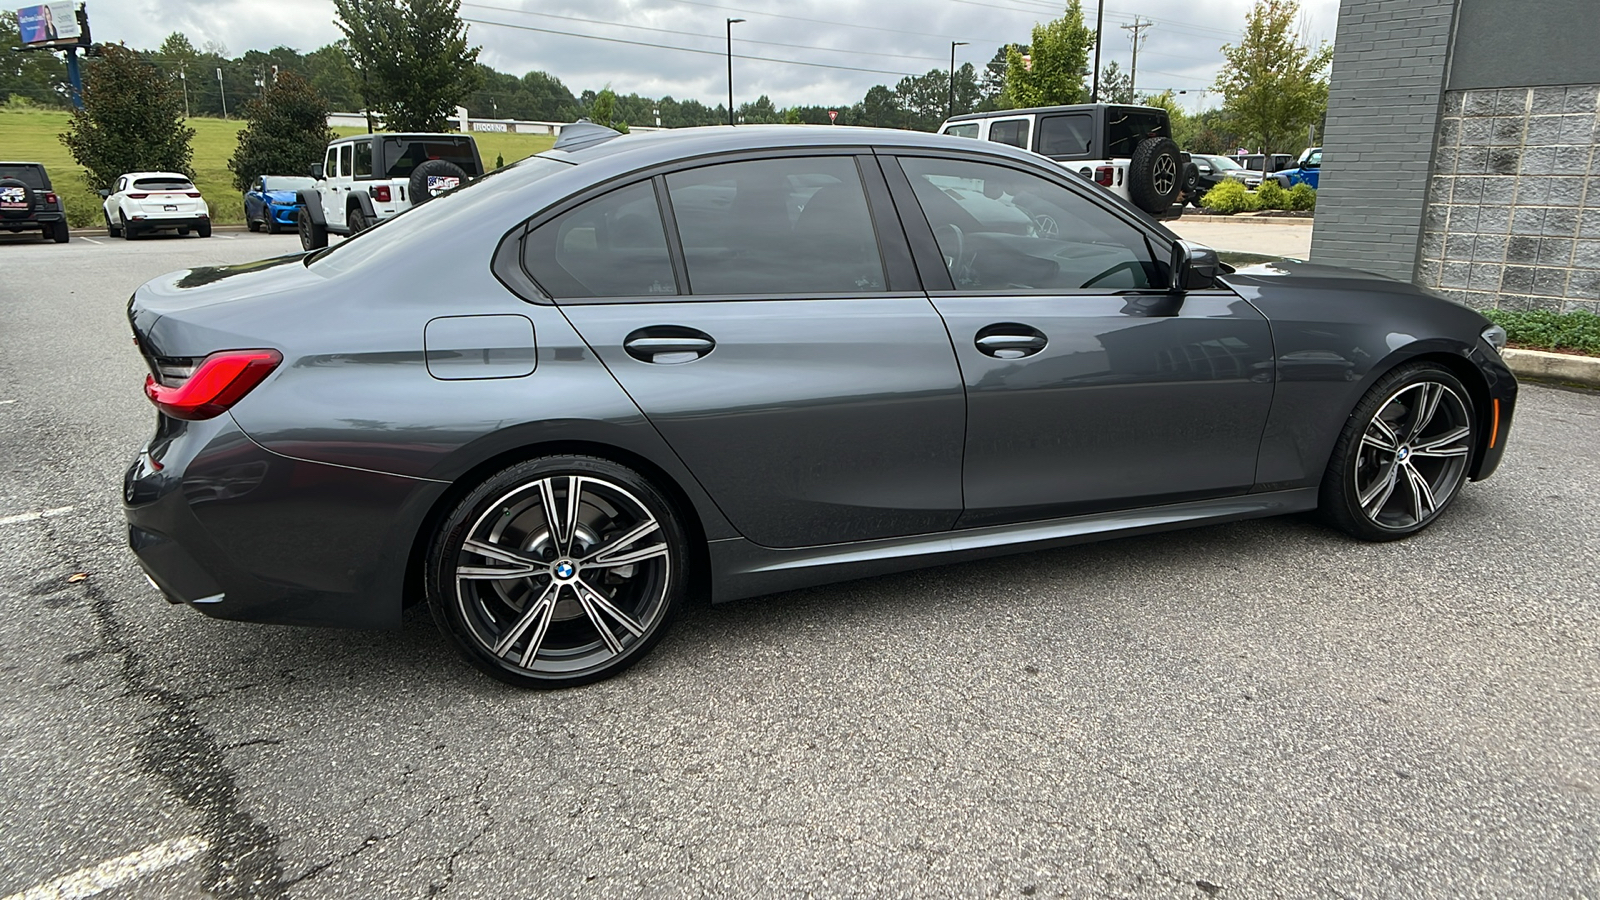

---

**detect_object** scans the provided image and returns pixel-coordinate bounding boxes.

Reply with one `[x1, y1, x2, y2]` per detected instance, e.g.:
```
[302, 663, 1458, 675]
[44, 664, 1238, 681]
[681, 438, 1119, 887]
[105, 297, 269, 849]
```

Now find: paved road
[1, 234, 1596, 899]
[1169, 219, 1313, 259]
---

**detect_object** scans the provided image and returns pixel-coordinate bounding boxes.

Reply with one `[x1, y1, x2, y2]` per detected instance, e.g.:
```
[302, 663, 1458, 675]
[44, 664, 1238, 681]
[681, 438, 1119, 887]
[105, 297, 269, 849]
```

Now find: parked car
[1186, 153, 1250, 205]
[938, 103, 1184, 218]
[1272, 147, 1322, 189]
[243, 175, 317, 233]
[297, 132, 483, 249]
[0, 161, 69, 243]
[123, 125, 1517, 689]
[101, 172, 211, 239]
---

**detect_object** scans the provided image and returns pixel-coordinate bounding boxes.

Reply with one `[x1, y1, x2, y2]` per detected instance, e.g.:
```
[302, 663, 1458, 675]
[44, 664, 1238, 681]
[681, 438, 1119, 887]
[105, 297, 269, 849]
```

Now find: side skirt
[709, 488, 1319, 604]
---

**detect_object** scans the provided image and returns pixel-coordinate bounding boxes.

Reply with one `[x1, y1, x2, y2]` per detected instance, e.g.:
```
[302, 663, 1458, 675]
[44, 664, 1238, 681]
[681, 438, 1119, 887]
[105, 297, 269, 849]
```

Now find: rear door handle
[975, 324, 1048, 359]
[624, 328, 716, 364]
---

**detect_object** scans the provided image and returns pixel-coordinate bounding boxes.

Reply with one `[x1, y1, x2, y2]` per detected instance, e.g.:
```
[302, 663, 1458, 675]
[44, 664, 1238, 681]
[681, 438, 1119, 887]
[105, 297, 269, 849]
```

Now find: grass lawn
[0, 108, 556, 228]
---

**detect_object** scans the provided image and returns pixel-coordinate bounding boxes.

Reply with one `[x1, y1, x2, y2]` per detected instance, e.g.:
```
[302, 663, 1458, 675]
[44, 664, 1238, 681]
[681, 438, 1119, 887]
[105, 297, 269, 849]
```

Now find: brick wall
[1308, 0, 1457, 281]
[1414, 86, 1600, 314]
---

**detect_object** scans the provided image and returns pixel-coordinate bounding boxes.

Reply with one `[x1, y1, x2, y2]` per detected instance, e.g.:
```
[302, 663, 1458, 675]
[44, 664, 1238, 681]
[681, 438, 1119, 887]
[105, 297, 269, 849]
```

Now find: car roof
[540, 124, 1052, 170]
[123, 171, 193, 180]
[331, 133, 467, 142]
[943, 103, 1166, 123]
[0, 161, 45, 167]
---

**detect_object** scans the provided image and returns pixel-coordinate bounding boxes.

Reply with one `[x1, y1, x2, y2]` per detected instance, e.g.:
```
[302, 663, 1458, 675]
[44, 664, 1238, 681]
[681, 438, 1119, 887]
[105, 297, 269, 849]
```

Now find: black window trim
[502, 146, 924, 306]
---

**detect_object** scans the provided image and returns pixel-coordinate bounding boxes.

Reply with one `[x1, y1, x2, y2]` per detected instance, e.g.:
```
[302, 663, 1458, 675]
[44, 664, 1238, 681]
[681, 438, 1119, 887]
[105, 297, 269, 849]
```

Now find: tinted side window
[325, 147, 338, 178]
[523, 181, 676, 299]
[898, 157, 1164, 292]
[1037, 114, 1093, 156]
[1105, 109, 1168, 157]
[352, 140, 373, 178]
[988, 119, 1030, 149]
[944, 123, 979, 139]
[665, 157, 885, 295]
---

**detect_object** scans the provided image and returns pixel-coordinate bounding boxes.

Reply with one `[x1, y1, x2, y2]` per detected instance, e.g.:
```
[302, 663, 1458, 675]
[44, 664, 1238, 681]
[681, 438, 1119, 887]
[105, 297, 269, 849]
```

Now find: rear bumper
[0, 210, 63, 229]
[123, 415, 447, 629]
[127, 216, 209, 231]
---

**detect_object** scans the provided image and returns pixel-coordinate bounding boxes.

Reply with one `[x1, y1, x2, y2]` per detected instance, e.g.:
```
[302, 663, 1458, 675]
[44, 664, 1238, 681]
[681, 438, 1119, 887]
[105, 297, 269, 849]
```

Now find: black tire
[347, 206, 368, 234]
[298, 206, 327, 250]
[106, 212, 121, 238]
[408, 159, 470, 206]
[51, 220, 69, 243]
[120, 213, 137, 240]
[0, 177, 36, 221]
[247, 216, 261, 233]
[427, 456, 689, 689]
[266, 215, 281, 235]
[1182, 161, 1200, 196]
[1319, 363, 1476, 542]
[196, 220, 212, 238]
[1126, 137, 1184, 214]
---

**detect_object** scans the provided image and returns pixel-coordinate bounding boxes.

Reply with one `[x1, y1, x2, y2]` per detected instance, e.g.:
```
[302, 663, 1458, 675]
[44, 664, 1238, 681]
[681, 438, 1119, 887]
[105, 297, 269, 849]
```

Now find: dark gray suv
[0, 162, 69, 243]
[123, 125, 1517, 688]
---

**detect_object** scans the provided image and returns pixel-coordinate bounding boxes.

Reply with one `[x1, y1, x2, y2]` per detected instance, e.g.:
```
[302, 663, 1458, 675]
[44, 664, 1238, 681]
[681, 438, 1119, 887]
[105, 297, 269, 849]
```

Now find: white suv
[297, 133, 484, 250]
[101, 172, 211, 239]
[938, 103, 1184, 219]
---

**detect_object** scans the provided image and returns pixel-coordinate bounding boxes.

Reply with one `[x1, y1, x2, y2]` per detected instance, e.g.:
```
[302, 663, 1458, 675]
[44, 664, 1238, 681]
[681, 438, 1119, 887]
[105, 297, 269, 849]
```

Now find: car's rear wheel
[1320, 363, 1476, 541]
[298, 207, 327, 250]
[196, 220, 212, 238]
[49, 220, 69, 243]
[427, 456, 688, 688]
[348, 206, 368, 234]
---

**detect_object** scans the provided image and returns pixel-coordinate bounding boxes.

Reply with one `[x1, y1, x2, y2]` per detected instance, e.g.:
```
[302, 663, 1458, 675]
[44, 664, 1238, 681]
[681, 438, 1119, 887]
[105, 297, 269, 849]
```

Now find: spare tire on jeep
[1127, 137, 1183, 214]
[409, 159, 470, 206]
[0, 178, 36, 220]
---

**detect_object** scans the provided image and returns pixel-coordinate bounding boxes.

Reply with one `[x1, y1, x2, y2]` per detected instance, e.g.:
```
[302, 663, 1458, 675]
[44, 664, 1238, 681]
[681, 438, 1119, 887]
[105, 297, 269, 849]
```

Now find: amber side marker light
[144, 349, 283, 421]
[1489, 398, 1500, 449]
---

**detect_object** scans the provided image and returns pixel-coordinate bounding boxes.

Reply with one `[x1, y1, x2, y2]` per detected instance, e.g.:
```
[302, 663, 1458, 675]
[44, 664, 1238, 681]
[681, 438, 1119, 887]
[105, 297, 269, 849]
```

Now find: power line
[461, 15, 921, 78]
[1120, 16, 1152, 95]
[461, 2, 949, 64]
[656, 0, 1016, 46]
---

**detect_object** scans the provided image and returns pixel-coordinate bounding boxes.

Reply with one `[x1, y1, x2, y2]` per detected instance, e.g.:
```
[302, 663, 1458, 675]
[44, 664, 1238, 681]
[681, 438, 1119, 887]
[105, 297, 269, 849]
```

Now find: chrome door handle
[623, 330, 716, 364]
[975, 324, 1048, 359]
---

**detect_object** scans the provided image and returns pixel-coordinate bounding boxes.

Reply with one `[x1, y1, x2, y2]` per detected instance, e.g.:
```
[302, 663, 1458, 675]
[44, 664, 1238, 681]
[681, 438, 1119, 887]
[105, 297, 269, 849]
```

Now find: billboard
[15, 3, 79, 47]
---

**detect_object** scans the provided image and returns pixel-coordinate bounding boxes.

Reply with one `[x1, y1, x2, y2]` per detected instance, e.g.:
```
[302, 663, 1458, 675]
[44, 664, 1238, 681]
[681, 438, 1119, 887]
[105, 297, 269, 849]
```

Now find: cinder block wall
[1308, 0, 1458, 281]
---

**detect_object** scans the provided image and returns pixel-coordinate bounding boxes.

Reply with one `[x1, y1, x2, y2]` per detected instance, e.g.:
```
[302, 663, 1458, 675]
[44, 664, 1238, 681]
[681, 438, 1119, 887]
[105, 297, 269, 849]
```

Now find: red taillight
[185, 191, 202, 198]
[143, 349, 282, 421]
[44, 191, 58, 204]
[1094, 166, 1114, 187]
[128, 192, 149, 199]
[372, 185, 391, 202]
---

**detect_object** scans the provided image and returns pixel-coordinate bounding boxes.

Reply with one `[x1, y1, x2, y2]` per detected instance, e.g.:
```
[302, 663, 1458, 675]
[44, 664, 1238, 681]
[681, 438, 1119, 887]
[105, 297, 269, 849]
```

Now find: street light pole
[1091, 0, 1104, 101]
[948, 41, 968, 119]
[726, 18, 744, 126]
[216, 67, 227, 118]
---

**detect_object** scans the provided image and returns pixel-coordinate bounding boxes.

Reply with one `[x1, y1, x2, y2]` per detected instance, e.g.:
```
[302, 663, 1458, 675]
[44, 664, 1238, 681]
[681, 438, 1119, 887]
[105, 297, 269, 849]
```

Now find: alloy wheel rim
[1154, 155, 1177, 195]
[454, 474, 672, 676]
[1353, 380, 1472, 530]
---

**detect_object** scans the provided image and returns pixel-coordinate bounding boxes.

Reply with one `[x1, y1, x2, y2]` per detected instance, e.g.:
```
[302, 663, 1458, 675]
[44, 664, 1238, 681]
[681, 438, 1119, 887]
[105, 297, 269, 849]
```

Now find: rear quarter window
[943, 123, 979, 139]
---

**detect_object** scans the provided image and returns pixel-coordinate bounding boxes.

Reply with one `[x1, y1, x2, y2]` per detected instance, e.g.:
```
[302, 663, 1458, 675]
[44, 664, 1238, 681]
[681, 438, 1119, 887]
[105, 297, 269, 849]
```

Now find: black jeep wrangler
[0, 162, 70, 243]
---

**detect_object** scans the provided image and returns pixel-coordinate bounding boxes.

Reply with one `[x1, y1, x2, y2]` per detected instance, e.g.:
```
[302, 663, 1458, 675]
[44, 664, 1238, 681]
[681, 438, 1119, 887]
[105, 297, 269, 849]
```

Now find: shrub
[1255, 179, 1290, 210]
[227, 71, 335, 191]
[1199, 179, 1259, 214]
[1288, 182, 1317, 211]
[60, 44, 194, 190]
[1482, 308, 1600, 356]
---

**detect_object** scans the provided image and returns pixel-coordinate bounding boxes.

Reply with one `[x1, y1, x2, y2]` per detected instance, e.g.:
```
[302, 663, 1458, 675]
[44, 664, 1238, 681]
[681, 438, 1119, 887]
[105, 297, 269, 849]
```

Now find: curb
[1181, 214, 1315, 226]
[1502, 347, 1600, 388]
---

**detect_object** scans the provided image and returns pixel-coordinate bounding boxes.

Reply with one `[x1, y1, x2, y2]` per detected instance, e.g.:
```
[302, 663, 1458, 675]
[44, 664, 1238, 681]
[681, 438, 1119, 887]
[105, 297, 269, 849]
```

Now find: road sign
[828, 110, 837, 123]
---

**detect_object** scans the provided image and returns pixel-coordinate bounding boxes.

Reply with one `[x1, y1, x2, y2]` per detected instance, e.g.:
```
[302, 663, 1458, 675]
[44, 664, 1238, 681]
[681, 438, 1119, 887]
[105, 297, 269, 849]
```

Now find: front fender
[295, 190, 326, 226]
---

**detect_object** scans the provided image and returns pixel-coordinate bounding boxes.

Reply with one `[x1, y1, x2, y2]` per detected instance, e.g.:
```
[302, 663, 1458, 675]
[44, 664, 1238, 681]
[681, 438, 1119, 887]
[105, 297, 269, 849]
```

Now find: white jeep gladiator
[298, 132, 484, 250]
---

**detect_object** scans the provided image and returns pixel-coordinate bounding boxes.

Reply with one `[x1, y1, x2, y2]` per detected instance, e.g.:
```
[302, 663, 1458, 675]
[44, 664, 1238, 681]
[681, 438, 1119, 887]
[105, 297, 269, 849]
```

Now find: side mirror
[1169, 240, 1221, 292]
[1196, 163, 1213, 175]
[308, 163, 324, 180]
[96, 188, 109, 197]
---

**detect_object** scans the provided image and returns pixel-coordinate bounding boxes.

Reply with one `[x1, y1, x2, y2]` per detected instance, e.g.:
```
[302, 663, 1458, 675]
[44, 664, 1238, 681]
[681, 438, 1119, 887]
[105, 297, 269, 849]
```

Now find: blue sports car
[243, 175, 316, 233]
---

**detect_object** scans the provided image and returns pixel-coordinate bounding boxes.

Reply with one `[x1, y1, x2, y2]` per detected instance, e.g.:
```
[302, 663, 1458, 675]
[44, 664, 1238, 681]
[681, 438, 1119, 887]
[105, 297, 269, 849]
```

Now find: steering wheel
[1033, 214, 1059, 238]
[1080, 261, 1150, 289]
[933, 222, 964, 272]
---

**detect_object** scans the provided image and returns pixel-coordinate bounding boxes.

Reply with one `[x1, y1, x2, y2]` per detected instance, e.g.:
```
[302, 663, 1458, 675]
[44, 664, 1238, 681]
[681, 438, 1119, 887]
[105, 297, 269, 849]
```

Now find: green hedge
[1483, 308, 1600, 356]
[1198, 179, 1317, 214]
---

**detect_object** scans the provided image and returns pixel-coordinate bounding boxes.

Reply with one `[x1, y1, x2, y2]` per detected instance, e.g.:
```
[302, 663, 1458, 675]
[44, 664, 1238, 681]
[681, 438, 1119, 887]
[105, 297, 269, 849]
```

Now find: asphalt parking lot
[0, 233, 1596, 899]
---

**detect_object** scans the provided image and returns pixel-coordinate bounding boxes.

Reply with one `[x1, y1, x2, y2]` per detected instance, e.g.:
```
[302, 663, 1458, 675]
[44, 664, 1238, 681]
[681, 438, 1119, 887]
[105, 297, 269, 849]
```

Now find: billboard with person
[14, 3, 79, 47]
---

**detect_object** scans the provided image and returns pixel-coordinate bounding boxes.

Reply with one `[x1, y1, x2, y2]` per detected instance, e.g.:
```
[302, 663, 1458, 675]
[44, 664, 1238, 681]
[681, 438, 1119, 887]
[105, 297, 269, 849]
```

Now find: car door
[531, 153, 967, 549]
[883, 153, 1276, 527]
[322, 144, 347, 230]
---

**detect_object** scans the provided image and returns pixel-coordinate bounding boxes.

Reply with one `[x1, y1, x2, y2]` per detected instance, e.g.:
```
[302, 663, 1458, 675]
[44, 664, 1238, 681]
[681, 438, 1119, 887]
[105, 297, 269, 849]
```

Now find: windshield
[1205, 156, 1243, 171]
[262, 176, 316, 192]
[307, 155, 569, 276]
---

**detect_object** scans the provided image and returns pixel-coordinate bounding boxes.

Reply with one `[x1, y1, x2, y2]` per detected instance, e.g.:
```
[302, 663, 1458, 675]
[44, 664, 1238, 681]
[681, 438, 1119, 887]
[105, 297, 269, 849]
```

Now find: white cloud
[93, 0, 1340, 112]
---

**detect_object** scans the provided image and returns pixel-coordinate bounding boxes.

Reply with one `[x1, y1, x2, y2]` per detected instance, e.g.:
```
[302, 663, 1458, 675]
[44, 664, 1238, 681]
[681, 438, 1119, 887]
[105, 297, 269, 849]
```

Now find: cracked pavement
[0, 233, 1596, 898]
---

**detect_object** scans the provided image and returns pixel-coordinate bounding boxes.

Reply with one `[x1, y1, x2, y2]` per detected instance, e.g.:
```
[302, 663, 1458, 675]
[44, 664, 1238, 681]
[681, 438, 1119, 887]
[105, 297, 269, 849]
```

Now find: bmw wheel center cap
[554, 561, 576, 580]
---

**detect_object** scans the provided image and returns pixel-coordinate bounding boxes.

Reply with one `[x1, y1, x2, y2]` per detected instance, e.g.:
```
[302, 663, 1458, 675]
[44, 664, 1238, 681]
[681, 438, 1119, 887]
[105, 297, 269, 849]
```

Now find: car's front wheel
[1320, 363, 1476, 541]
[298, 207, 327, 250]
[427, 456, 689, 688]
[105, 212, 120, 238]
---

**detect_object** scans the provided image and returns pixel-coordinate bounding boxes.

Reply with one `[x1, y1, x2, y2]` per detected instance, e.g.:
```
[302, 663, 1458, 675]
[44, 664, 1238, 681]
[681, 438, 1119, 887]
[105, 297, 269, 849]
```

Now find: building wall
[1414, 85, 1600, 314]
[1307, 0, 1457, 281]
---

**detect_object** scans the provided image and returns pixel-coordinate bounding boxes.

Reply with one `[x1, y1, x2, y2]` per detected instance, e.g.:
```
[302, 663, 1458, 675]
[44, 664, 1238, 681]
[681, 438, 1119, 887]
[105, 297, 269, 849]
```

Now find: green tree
[978, 46, 1010, 111]
[227, 71, 335, 190]
[1004, 1, 1093, 108]
[1139, 90, 1193, 146]
[1097, 60, 1133, 103]
[589, 87, 629, 132]
[857, 84, 901, 128]
[304, 43, 363, 111]
[60, 45, 195, 191]
[1214, 0, 1332, 152]
[334, 0, 482, 131]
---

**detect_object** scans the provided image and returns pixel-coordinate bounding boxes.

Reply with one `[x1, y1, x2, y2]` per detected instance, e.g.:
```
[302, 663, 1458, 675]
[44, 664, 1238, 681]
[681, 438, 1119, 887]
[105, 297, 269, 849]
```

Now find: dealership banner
[14, 2, 78, 46]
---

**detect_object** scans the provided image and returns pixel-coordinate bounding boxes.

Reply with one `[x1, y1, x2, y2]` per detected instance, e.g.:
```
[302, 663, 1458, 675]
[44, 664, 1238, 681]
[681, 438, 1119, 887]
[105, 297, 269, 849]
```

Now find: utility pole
[726, 18, 744, 126]
[1120, 17, 1151, 98]
[1091, 0, 1104, 102]
[178, 66, 189, 118]
[216, 66, 227, 118]
[948, 41, 968, 119]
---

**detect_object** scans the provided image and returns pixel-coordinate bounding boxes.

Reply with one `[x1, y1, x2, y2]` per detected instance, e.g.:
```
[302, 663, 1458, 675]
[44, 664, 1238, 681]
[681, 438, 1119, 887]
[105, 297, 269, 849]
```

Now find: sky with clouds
[96, 0, 1341, 112]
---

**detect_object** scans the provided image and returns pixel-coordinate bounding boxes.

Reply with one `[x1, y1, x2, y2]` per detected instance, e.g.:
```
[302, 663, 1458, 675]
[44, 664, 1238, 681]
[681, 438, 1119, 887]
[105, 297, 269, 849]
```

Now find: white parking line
[0, 399, 15, 404]
[1, 836, 208, 900]
[79, 237, 103, 245]
[0, 506, 74, 527]
[214, 234, 237, 240]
